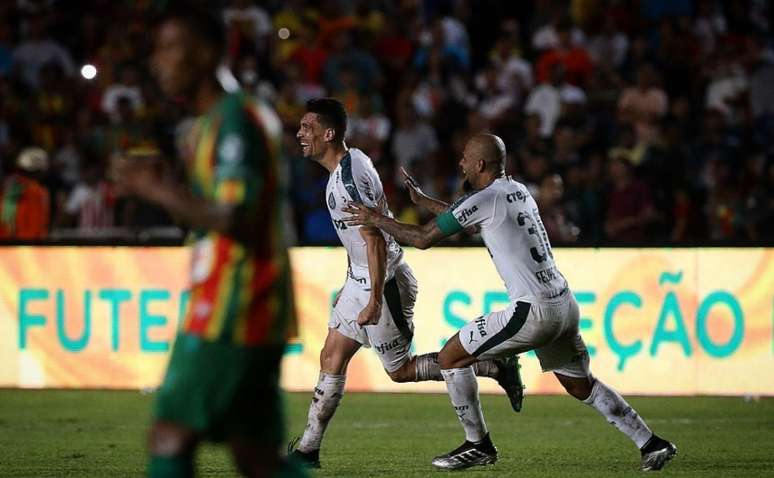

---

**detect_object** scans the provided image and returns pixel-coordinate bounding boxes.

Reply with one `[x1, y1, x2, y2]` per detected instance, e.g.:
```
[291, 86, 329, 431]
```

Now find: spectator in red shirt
[605, 156, 657, 242]
[289, 24, 329, 85]
[373, 17, 413, 74]
[0, 147, 50, 239]
[535, 18, 593, 88]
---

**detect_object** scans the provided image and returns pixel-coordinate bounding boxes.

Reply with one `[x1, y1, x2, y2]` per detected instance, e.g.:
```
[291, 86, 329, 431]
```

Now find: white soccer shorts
[328, 263, 418, 373]
[459, 290, 590, 378]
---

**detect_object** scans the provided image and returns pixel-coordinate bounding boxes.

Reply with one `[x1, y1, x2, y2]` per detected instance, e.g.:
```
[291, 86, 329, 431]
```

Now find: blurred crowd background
[0, 0, 773, 246]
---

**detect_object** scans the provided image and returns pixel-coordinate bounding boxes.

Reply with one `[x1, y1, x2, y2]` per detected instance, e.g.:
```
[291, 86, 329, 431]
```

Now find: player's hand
[357, 300, 382, 326]
[114, 156, 166, 203]
[343, 202, 380, 227]
[400, 167, 425, 204]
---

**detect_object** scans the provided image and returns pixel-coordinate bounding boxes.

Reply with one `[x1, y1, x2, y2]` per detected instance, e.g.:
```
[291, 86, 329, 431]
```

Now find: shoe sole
[641, 444, 677, 471]
[432, 455, 497, 470]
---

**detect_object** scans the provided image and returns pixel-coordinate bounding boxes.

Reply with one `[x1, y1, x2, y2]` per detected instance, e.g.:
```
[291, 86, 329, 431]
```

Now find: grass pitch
[0, 390, 772, 477]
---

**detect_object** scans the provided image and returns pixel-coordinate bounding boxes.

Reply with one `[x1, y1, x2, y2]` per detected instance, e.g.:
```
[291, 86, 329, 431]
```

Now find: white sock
[583, 379, 653, 448]
[415, 353, 500, 381]
[441, 367, 488, 442]
[297, 372, 346, 452]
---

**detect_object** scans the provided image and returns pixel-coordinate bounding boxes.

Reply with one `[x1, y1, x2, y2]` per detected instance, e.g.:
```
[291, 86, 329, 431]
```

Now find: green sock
[147, 454, 193, 478]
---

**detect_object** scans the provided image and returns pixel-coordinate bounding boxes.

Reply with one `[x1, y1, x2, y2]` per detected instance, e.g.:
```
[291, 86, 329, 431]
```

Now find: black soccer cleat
[287, 437, 321, 469]
[640, 434, 677, 471]
[494, 354, 525, 412]
[431, 433, 498, 470]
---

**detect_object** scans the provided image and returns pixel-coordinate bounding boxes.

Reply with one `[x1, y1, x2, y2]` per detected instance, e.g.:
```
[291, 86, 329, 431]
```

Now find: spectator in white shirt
[101, 64, 144, 124]
[12, 16, 75, 88]
[391, 102, 439, 183]
[223, 0, 272, 54]
[525, 63, 587, 138]
[532, 14, 585, 52]
[587, 15, 629, 69]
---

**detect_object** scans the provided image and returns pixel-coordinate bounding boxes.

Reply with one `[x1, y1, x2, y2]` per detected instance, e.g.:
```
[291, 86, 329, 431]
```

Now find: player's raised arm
[116, 154, 234, 234]
[401, 167, 480, 235]
[401, 167, 449, 216]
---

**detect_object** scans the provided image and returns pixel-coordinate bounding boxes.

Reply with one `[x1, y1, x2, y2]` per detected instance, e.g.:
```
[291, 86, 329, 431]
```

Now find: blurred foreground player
[116, 5, 305, 478]
[345, 133, 677, 472]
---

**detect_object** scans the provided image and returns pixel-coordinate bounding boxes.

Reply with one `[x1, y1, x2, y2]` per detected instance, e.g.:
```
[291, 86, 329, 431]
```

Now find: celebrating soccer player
[344, 133, 677, 472]
[289, 99, 525, 468]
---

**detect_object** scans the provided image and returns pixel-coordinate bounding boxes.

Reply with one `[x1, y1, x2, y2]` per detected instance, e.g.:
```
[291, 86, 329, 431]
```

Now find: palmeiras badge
[328, 191, 336, 209]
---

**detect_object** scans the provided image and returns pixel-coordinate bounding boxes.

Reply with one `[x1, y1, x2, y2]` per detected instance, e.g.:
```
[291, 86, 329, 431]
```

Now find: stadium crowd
[0, 0, 772, 245]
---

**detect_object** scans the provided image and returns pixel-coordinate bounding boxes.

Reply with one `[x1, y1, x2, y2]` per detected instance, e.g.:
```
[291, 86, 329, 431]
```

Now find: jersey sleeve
[212, 102, 266, 212]
[345, 153, 382, 208]
[435, 189, 496, 236]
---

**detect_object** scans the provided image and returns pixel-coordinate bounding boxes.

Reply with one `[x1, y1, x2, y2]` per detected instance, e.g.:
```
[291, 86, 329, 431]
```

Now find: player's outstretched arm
[115, 158, 257, 243]
[400, 167, 449, 216]
[343, 202, 448, 250]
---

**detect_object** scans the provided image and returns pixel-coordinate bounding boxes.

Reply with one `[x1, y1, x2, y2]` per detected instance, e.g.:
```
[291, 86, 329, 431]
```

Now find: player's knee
[567, 384, 590, 400]
[148, 422, 197, 456]
[437, 347, 457, 370]
[387, 362, 414, 383]
[557, 374, 594, 400]
[319, 348, 343, 374]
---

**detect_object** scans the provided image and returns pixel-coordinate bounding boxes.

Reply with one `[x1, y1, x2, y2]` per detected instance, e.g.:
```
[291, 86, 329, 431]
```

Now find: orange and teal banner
[1, 247, 772, 395]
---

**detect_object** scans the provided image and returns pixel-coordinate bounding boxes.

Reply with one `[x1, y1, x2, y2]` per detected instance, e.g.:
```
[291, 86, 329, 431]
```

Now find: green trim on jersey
[436, 211, 463, 236]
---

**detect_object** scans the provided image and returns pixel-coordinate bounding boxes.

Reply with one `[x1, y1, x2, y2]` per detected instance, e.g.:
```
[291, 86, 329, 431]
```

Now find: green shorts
[153, 332, 285, 445]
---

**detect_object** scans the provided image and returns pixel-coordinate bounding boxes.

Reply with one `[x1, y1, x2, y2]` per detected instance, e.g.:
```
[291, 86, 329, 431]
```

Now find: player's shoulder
[494, 176, 528, 193]
[343, 148, 380, 179]
[450, 177, 524, 208]
[340, 148, 381, 203]
[496, 176, 533, 204]
[214, 91, 247, 117]
[218, 92, 282, 140]
[346, 148, 375, 169]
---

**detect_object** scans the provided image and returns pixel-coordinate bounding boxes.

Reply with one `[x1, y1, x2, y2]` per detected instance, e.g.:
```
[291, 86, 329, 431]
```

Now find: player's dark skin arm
[344, 203, 448, 250]
[401, 167, 479, 234]
[115, 159, 259, 244]
[358, 226, 387, 326]
[400, 167, 449, 216]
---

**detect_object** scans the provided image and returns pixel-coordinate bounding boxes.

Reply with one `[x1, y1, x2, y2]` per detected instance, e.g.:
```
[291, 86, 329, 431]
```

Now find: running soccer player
[344, 133, 677, 472]
[289, 99, 525, 468]
[116, 5, 305, 477]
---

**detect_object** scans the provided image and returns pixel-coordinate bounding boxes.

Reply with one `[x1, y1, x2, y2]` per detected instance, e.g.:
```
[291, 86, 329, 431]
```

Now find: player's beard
[462, 180, 474, 193]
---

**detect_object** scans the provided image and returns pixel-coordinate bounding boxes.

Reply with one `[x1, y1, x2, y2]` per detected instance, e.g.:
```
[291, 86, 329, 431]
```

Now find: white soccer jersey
[326, 148, 404, 288]
[436, 176, 568, 302]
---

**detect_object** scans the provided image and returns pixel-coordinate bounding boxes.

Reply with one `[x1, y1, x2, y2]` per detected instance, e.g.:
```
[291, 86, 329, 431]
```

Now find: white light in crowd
[278, 27, 290, 40]
[80, 64, 97, 80]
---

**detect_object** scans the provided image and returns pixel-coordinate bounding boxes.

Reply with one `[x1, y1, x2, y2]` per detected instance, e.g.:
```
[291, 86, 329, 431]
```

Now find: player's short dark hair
[157, 1, 225, 57]
[306, 98, 348, 143]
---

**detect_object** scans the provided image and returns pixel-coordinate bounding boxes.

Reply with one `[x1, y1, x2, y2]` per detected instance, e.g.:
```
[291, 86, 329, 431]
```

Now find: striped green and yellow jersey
[181, 92, 295, 346]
